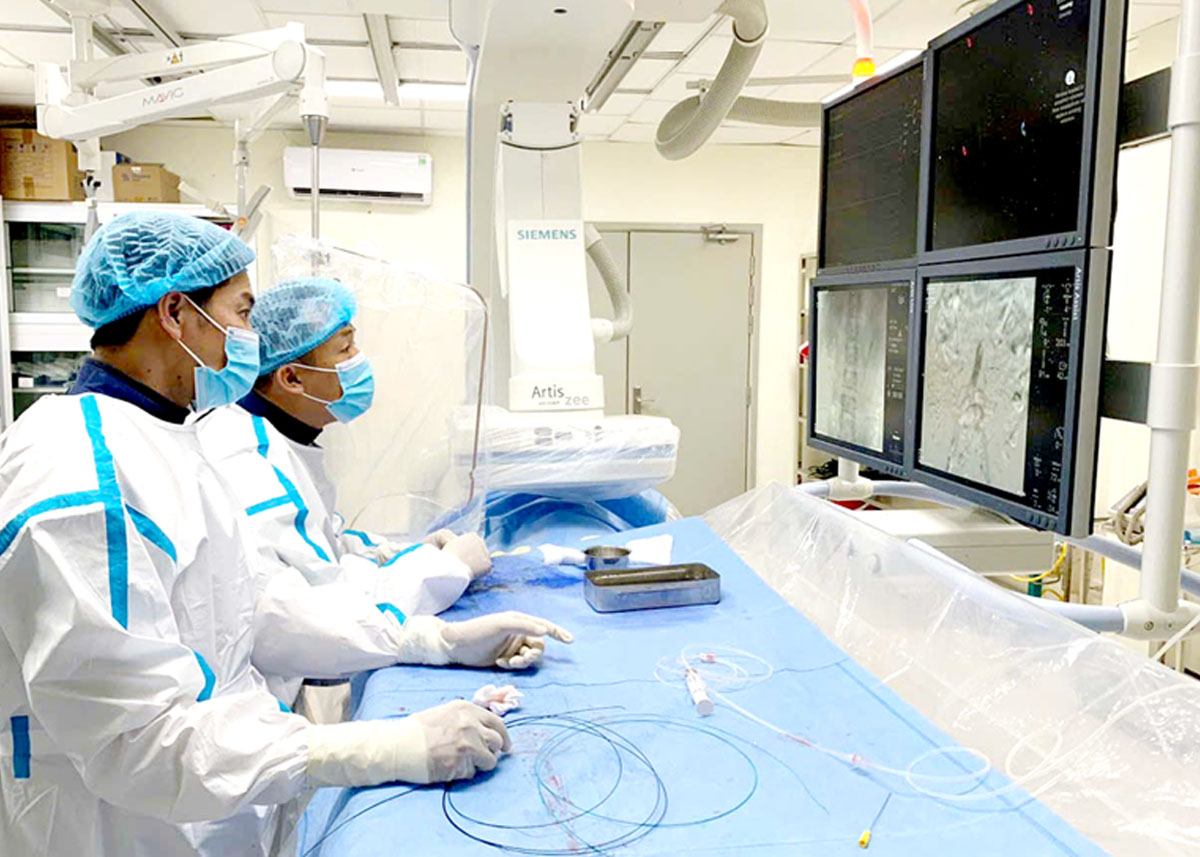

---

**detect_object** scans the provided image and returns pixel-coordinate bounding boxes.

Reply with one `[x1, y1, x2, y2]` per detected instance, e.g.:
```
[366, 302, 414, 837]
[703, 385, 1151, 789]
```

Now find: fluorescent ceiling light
[325, 79, 385, 100]
[324, 80, 468, 103]
[397, 82, 468, 102]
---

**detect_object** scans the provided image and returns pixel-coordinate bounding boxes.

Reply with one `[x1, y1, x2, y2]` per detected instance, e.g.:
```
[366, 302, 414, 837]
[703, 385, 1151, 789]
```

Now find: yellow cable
[1011, 544, 1068, 584]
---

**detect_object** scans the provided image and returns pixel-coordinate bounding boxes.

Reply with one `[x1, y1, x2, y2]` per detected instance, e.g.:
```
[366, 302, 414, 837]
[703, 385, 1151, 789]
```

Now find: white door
[587, 227, 756, 515]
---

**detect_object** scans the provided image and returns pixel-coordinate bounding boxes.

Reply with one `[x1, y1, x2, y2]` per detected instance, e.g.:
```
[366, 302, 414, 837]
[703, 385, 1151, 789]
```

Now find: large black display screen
[821, 61, 923, 269]
[928, 0, 1093, 252]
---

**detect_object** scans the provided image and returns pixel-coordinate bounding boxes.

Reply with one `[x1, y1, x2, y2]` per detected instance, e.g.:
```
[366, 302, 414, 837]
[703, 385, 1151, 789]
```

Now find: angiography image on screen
[929, 0, 1092, 251]
[814, 289, 889, 452]
[920, 277, 1036, 495]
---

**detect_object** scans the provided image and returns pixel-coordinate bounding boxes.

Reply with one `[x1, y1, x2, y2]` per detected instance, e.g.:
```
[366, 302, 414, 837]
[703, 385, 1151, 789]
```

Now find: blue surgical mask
[293, 352, 375, 422]
[177, 296, 261, 410]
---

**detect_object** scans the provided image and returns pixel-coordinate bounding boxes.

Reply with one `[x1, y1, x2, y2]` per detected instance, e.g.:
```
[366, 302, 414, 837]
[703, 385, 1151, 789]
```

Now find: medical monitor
[819, 55, 924, 272]
[920, 0, 1126, 261]
[808, 270, 914, 476]
[912, 250, 1109, 535]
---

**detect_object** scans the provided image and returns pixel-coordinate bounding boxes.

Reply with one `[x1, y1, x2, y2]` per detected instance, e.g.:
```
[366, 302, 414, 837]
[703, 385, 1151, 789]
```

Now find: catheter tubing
[1141, 0, 1200, 615]
[654, 0, 767, 160]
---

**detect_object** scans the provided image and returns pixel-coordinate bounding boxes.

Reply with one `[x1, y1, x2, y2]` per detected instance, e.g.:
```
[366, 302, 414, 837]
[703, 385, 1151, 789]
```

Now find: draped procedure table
[298, 517, 1106, 857]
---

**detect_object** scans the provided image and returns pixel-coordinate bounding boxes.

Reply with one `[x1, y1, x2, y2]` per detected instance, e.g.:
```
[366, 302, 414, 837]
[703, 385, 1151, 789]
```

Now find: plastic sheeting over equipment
[704, 484, 1200, 857]
[272, 235, 488, 538]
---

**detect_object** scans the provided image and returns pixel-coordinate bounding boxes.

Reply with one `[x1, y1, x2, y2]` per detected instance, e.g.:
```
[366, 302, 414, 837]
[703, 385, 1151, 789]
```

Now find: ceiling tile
[259, 0, 356, 15]
[801, 45, 901, 76]
[265, 12, 368, 41]
[354, 0, 447, 18]
[767, 80, 846, 102]
[785, 129, 820, 146]
[149, 1, 264, 35]
[1128, 4, 1179, 33]
[871, 0, 973, 49]
[652, 20, 715, 52]
[760, 0, 899, 42]
[649, 72, 693, 102]
[754, 40, 842, 76]
[680, 34, 733, 74]
[387, 17, 455, 44]
[1, 1, 68, 27]
[618, 57, 675, 90]
[421, 109, 465, 130]
[0, 32, 71, 67]
[394, 47, 467, 83]
[577, 113, 624, 135]
[328, 103, 422, 130]
[594, 92, 645, 116]
[609, 123, 658, 143]
[628, 98, 675, 124]
[707, 125, 794, 144]
[0, 67, 34, 103]
[320, 44, 377, 78]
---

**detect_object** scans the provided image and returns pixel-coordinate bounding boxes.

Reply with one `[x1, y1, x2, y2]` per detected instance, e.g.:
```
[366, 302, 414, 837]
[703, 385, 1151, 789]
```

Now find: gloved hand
[423, 528, 458, 549]
[307, 700, 511, 787]
[443, 533, 493, 580]
[397, 612, 573, 669]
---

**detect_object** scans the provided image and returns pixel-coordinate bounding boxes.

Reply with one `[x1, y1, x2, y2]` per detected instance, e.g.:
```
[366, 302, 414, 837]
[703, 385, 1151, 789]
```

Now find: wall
[103, 123, 816, 489]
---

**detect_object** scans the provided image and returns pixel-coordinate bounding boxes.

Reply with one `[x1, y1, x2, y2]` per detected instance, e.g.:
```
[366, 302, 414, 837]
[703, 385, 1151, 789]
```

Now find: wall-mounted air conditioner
[283, 147, 432, 205]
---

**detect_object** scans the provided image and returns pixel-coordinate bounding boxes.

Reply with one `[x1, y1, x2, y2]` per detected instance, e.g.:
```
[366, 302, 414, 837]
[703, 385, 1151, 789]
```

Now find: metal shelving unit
[0, 199, 238, 429]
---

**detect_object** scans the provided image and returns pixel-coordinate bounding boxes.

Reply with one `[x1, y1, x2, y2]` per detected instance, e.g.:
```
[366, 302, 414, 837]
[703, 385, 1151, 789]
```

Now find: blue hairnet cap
[252, 277, 358, 375]
[71, 211, 256, 328]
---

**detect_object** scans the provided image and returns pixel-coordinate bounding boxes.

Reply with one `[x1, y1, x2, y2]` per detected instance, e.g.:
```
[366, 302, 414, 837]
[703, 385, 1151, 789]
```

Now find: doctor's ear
[155, 292, 188, 339]
[276, 364, 306, 393]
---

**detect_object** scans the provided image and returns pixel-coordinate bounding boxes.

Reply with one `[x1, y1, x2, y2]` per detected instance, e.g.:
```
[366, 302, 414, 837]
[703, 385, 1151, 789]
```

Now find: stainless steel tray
[583, 563, 720, 613]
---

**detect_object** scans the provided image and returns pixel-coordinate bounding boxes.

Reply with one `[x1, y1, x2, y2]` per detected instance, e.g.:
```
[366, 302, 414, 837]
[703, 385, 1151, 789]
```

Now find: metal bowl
[583, 545, 631, 571]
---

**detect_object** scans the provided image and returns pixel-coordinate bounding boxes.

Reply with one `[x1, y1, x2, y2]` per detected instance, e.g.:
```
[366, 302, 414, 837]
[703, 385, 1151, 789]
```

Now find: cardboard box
[96, 151, 129, 202]
[0, 129, 85, 201]
[113, 163, 180, 203]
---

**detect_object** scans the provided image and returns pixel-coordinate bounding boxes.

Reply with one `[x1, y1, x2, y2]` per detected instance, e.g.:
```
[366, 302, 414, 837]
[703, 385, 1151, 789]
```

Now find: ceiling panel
[649, 72, 692, 103]
[800, 45, 902, 76]
[259, 0, 356, 14]
[1128, 4, 1179, 33]
[149, 0, 264, 35]
[320, 44, 377, 77]
[767, 80, 847, 102]
[394, 47, 468, 83]
[707, 124, 795, 144]
[594, 92, 646, 116]
[609, 123, 658, 143]
[265, 12, 368, 41]
[785, 129, 820, 147]
[0, 32, 71, 67]
[577, 113, 625, 135]
[327, 103, 422, 130]
[628, 98, 676, 124]
[387, 16, 455, 44]
[421, 109, 465, 131]
[618, 57, 676, 90]
[652, 19, 715, 52]
[870, 0, 965, 49]
[1, 1, 67, 28]
[355, 0, 447, 18]
[760, 0, 901, 42]
[0, 67, 34, 103]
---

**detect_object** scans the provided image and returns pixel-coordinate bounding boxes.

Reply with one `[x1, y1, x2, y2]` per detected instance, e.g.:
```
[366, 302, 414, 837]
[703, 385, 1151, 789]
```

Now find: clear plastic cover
[270, 235, 489, 537]
[461, 408, 680, 502]
[704, 483, 1200, 855]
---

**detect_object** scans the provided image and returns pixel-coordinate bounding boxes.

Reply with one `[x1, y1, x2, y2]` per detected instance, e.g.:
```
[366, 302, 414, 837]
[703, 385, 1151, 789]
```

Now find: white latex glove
[443, 533, 493, 580]
[397, 612, 573, 669]
[307, 700, 511, 787]
[423, 528, 458, 549]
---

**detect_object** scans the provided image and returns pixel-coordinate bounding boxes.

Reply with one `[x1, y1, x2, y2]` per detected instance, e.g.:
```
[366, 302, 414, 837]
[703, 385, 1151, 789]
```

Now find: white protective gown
[196, 403, 473, 707]
[0, 392, 317, 857]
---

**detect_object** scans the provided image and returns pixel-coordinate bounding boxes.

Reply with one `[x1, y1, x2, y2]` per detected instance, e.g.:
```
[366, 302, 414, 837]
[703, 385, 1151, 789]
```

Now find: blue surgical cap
[252, 277, 358, 375]
[71, 211, 256, 328]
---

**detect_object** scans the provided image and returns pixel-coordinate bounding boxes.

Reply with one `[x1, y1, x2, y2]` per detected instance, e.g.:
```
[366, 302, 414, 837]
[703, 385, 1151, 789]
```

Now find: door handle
[632, 386, 655, 414]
